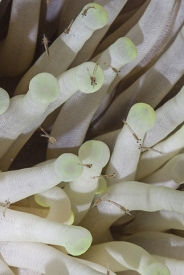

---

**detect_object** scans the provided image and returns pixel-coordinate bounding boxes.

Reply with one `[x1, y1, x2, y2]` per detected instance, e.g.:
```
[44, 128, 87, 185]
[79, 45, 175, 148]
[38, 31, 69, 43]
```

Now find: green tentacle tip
[128, 102, 156, 130]
[75, 62, 104, 94]
[34, 194, 49, 208]
[145, 262, 170, 275]
[78, 140, 110, 169]
[64, 226, 92, 256]
[64, 211, 74, 225]
[81, 3, 108, 30]
[29, 72, 60, 104]
[115, 37, 138, 64]
[54, 153, 83, 182]
[95, 177, 107, 194]
[0, 88, 10, 115]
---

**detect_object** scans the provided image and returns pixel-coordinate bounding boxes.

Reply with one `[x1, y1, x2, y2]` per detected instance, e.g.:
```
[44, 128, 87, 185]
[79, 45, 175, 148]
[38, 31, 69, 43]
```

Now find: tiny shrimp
[40, 127, 56, 144]
[121, 119, 141, 143]
[90, 192, 110, 209]
[87, 63, 98, 88]
[78, 163, 92, 168]
[64, 19, 74, 34]
[46, 0, 51, 7]
[82, 6, 95, 17]
[93, 173, 116, 179]
[3, 199, 10, 217]
[107, 199, 133, 216]
[42, 34, 50, 57]
[139, 145, 162, 154]
[104, 62, 121, 75]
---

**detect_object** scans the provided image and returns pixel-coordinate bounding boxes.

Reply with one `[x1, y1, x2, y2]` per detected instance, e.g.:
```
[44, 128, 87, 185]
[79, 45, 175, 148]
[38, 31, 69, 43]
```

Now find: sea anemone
[0, 0, 184, 274]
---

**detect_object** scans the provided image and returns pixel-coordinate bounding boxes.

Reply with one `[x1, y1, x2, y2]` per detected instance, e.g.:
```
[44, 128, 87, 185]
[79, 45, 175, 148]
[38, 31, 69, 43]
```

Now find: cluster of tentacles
[0, 0, 184, 274]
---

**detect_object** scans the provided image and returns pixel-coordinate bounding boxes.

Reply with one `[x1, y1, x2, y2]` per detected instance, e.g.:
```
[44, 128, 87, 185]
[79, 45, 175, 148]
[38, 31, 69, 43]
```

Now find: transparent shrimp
[93, 173, 116, 179]
[104, 62, 121, 75]
[90, 192, 110, 209]
[42, 34, 50, 57]
[87, 63, 98, 88]
[3, 199, 10, 217]
[139, 145, 162, 154]
[122, 119, 141, 143]
[82, 6, 95, 17]
[107, 199, 133, 216]
[64, 19, 74, 34]
[40, 127, 56, 144]
[78, 163, 92, 168]
[46, 0, 51, 7]
[122, 120, 162, 153]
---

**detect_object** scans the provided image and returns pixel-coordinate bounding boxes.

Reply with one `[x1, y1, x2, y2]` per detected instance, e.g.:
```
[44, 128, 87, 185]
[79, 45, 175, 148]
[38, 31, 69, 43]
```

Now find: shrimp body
[64, 19, 74, 34]
[87, 63, 99, 88]
[42, 34, 50, 57]
[82, 6, 95, 17]
[40, 127, 56, 144]
[3, 199, 10, 217]
[90, 192, 110, 209]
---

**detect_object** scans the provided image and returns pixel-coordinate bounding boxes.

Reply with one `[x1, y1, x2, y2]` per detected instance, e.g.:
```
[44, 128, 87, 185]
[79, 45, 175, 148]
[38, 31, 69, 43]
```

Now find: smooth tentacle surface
[0, 1, 184, 274]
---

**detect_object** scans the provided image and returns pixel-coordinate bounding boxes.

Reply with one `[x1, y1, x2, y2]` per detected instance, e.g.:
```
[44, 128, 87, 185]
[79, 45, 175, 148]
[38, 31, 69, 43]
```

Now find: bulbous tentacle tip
[78, 140, 110, 170]
[127, 102, 156, 132]
[54, 153, 83, 182]
[114, 37, 138, 65]
[64, 210, 75, 225]
[81, 3, 108, 30]
[75, 62, 104, 94]
[145, 262, 170, 275]
[28, 72, 60, 104]
[64, 226, 92, 256]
